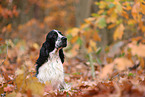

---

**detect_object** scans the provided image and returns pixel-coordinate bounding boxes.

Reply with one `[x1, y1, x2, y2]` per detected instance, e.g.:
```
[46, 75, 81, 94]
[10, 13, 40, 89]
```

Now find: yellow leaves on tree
[114, 1, 123, 14]
[140, 1, 145, 14]
[87, 40, 97, 53]
[96, 1, 107, 9]
[132, 2, 140, 21]
[84, 30, 100, 53]
[107, 23, 116, 29]
[106, 12, 117, 23]
[122, 11, 129, 19]
[113, 24, 125, 41]
[66, 25, 101, 55]
[93, 31, 101, 41]
[84, 17, 95, 24]
[70, 28, 80, 37]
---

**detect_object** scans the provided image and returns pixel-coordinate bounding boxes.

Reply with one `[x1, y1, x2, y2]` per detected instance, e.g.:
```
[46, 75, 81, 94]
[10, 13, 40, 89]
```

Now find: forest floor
[0, 39, 145, 97]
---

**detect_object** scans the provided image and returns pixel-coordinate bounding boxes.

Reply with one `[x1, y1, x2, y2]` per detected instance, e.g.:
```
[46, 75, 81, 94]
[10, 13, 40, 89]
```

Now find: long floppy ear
[36, 42, 50, 75]
[59, 49, 64, 63]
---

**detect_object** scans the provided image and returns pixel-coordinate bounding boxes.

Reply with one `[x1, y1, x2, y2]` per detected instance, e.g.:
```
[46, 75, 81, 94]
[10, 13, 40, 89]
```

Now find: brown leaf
[128, 42, 145, 57]
[114, 57, 133, 71]
[99, 63, 114, 79]
[26, 77, 45, 96]
[27, 89, 32, 97]
[0, 38, 3, 41]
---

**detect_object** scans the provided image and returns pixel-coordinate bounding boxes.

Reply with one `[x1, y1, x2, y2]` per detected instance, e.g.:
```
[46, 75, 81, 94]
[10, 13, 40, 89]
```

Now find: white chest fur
[37, 49, 64, 89]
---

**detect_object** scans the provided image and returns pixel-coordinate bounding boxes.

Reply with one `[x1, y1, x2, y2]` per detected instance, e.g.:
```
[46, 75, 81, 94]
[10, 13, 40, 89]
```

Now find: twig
[0, 41, 8, 77]
[0, 41, 8, 67]
[89, 53, 95, 80]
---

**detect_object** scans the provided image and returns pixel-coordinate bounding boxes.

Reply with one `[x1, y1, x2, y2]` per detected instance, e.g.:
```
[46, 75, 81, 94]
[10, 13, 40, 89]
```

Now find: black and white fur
[35, 30, 67, 89]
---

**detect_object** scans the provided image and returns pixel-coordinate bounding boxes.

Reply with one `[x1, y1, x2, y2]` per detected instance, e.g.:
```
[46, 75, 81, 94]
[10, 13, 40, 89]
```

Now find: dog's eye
[53, 34, 57, 38]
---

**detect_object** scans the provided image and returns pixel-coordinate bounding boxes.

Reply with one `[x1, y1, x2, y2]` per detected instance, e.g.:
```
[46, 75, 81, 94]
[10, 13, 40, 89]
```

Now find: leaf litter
[0, 40, 145, 97]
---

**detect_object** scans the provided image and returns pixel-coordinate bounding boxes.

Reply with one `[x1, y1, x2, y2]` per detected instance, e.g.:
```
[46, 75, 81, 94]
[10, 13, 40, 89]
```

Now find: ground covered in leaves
[1, 0, 145, 96]
[0, 38, 145, 97]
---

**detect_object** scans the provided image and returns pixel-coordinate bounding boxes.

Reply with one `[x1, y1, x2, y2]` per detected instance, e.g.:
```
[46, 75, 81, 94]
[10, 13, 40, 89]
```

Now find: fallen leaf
[128, 42, 145, 57]
[99, 63, 114, 79]
[7, 24, 12, 32]
[114, 57, 133, 71]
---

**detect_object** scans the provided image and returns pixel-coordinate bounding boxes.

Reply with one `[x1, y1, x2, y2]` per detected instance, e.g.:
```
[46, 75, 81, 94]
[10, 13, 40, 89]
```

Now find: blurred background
[0, 0, 145, 74]
[0, 0, 97, 43]
[0, 0, 145, 96]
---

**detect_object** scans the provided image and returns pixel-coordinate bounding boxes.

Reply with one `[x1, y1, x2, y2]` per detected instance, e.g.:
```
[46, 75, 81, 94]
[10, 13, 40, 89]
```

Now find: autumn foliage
[0, 0, 145, 97]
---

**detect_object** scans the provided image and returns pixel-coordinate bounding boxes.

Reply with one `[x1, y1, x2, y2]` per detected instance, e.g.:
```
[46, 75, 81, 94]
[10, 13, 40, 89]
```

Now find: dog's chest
[37, 50, 64, 85]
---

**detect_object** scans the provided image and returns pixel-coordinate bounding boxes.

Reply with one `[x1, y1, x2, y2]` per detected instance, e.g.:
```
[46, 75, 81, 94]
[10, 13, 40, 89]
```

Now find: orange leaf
[121, 11, 129, 19]
[131, 2, 140, 21]
[106, 12, 117, 23]
[0, 38, 3, 41]
[141, 26, 145, 32]
[128, 42, 145, 57]
[114, 57, 133, 71]
[71, 36, 78, 43]
[92, 31, 101, 41]
[131, 36, 142, 42]
[7, 24, 12, 32]
[84, 17, 95, 24]
[139, 57, 145, 68]
[71, 28, 80, 37]
[107, 23, 116, 29]
[87, 40, 97, 53]
[113, 24, 125, 40]
[99, 63, 114, 79]
[127, 19, 136, 25]
[71, 44, 80, 57]
[140, 1, 145, 14]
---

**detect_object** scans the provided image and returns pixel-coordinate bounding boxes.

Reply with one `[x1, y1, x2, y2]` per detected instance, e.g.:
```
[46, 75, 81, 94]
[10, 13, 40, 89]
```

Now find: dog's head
[46, 30, 67, 49]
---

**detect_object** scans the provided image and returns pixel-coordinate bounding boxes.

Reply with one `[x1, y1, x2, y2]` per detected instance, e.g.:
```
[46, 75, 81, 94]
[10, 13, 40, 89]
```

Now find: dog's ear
[59, 49, 64, 63]
[36, 42, 50, 75]
[36, 42, 49, 64]
[46, 32, 52, 41]
[40, 42, 50, 57]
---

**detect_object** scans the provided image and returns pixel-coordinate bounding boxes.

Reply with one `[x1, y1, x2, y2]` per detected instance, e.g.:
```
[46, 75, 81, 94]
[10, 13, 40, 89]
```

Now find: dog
[35, 30, 67, 89]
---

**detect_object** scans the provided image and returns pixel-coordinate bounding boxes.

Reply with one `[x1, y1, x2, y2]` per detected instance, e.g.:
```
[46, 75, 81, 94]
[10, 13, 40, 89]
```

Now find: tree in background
[0, 0, 145, 96]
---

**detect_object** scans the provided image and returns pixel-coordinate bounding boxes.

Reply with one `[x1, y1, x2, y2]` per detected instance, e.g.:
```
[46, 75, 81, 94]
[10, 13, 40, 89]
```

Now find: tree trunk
[74, 0, 93, 27]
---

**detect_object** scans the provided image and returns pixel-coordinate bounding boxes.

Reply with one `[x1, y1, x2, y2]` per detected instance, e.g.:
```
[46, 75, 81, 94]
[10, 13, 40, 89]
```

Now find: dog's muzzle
[61, 37, 67, 47]
[55, 36, 67, 48]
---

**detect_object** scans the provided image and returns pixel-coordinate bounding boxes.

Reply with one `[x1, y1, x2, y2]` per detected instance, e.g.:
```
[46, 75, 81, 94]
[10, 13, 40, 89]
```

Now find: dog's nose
[61, 37, 67, 41]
